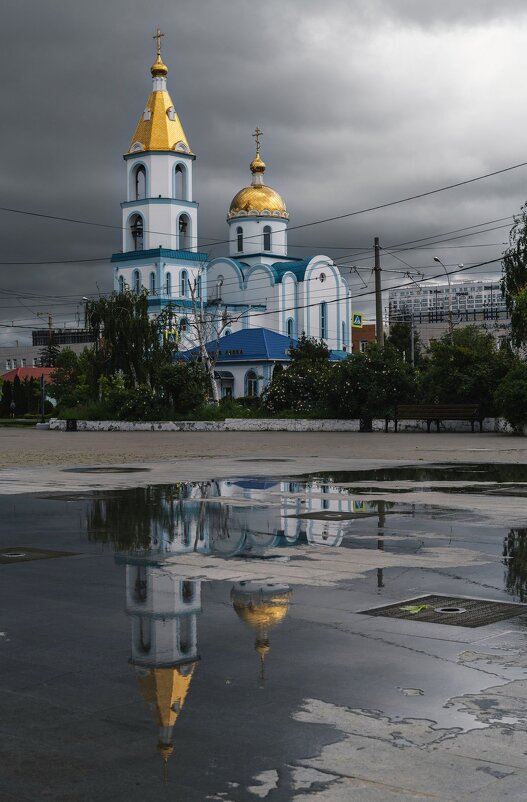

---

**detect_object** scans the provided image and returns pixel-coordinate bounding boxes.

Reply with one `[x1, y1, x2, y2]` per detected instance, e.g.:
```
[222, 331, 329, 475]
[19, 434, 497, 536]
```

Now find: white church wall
[228, 217, 287, 258]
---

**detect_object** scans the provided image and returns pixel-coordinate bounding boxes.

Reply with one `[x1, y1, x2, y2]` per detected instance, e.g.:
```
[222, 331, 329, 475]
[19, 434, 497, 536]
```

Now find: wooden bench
[387, 404, 483, 433]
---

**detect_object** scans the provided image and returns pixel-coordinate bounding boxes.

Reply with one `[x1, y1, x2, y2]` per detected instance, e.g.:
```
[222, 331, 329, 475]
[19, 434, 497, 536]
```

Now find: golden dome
[151, 54, 168, 77]
[228, 185, 287, 219]
[128, 89, 192, 154]
[231, 582, 292, 630]
[136, 664, 196, 728]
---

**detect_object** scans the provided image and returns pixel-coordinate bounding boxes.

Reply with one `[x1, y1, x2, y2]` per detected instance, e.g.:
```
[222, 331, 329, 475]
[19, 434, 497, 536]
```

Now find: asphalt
[0, 430, 526, 801]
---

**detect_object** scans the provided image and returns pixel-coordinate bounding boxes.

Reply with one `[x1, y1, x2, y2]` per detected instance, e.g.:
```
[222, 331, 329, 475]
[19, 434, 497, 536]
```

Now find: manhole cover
[63, 467, 150, 474]
[360, 595, 527, 628]
[0, 548, 76, 564]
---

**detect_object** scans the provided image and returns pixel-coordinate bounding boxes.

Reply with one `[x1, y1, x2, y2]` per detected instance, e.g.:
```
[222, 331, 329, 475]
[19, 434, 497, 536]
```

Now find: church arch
[263, 225, 272, 251]
[181, 581, 195, 604]
[178, 213, 191, 250]
[179, 616, 192, 655]
[174, 163, 188, 199]
[133, 164, 146, 200]
[128, 213, 144, 252]
[286, 317, 295, 338]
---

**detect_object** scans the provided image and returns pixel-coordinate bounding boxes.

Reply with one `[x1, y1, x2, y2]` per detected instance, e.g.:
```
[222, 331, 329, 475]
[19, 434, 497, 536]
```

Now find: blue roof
[177, 327, 345, 363]
[179, 327, 297, 363]
[271, 259, 312, 283]
[111, 247, 208, 264]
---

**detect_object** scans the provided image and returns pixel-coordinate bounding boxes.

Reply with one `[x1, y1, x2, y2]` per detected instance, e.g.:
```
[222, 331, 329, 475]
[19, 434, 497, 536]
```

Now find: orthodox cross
[253, 126, 263, 155]
[153, 28, 165, 57]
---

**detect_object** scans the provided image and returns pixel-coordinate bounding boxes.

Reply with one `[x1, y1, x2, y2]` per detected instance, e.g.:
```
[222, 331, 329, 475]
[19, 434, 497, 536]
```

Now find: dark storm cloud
[1, 0, 527, 339]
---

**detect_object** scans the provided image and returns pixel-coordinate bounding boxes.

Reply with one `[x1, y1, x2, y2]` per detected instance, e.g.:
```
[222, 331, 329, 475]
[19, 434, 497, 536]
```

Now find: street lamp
[433, 257, 453, 338]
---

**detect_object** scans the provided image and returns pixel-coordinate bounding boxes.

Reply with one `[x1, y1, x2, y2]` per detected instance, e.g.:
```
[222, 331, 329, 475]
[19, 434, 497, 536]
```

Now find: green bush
[495, 363, 527, 433]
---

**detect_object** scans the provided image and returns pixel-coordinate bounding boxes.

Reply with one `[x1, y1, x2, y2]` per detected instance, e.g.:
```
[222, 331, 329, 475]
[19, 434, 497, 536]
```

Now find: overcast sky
[2, 0, 527, 343]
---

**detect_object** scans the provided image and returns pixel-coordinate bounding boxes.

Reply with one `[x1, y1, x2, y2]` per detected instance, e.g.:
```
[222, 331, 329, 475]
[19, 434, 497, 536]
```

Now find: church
[111, 32, 352, 398]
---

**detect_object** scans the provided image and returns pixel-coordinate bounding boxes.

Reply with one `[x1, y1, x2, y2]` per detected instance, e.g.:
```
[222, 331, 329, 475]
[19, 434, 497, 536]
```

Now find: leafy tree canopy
[502, 203, 527, 347]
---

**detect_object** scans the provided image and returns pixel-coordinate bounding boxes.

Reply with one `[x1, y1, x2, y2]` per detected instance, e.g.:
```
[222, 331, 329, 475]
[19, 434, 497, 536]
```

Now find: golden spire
[151, 27, 168, 77]
[250, 127, 266, 174]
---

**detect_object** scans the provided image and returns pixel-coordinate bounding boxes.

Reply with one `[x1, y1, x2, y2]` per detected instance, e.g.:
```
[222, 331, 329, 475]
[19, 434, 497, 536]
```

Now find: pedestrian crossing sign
[352, 313, 363, 328]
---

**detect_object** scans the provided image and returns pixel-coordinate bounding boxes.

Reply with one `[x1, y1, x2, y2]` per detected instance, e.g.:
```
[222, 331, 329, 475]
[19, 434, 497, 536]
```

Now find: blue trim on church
[111, 247, 208, 263]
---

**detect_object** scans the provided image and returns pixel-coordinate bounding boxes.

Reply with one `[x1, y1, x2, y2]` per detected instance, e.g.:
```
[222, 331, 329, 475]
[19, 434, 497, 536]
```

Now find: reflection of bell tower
[231, 581, 291, 685]
[126, 563, 201, 777]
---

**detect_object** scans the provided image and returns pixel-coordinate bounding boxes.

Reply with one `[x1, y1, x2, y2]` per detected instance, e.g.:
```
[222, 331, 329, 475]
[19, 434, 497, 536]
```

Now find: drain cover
[0, 548, 76, 564]
[360, 595, 527, 628]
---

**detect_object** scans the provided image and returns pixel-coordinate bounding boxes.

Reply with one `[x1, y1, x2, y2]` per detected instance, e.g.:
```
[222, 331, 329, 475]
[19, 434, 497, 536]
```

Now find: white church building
[111, 33, 352, 396]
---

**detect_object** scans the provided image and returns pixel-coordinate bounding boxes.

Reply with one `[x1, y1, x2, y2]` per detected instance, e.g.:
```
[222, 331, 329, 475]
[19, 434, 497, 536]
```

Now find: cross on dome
[252, 126, 263, 155]
[153, 27, 165, 57]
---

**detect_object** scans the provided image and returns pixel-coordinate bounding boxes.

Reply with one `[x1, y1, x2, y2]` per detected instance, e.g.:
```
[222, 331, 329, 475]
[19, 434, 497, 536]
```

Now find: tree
[263, 336, 332, 415]
[387, 322, 422, 366]
[419, 326, 514, 416]
[38, 339, 60, 368]
[502, 203, 527, 347]
[84, 289, 173, 389]
[494, 361, 527, 433]
[50, 348, 83, 408]
[332, 343, 416, 418]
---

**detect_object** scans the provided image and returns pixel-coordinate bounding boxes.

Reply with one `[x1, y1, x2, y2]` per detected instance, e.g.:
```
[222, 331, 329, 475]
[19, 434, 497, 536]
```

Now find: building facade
[111, 36, 352, 362]
[388, 279, 510, 347]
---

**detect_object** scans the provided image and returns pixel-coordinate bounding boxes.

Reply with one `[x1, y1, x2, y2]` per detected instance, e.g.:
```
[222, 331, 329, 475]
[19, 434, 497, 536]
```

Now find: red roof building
[1, 367, 55, 383]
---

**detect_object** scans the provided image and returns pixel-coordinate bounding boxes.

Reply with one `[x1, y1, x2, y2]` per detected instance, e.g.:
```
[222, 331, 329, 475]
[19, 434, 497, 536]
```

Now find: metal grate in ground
[0, 547, 76, 564]
[360, 594, 527, 628]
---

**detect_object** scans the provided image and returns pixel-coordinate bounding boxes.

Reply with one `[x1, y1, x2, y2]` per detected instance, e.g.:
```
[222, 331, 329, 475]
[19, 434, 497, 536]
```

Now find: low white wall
[48, 417, 511, 433]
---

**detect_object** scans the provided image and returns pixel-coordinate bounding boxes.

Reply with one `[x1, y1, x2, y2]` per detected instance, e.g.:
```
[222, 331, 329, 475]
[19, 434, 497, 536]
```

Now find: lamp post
[433, 257, 453, 339]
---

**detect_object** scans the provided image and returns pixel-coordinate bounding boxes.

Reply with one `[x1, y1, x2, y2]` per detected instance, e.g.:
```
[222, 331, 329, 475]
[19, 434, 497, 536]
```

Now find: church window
[130, 214, 144, 251]
[166, 272, 172, 295]
[196, 275, 201, 299]
[118, 275, 124, 294]
[133, 270, 141, 293]
[138, 618, 151, 654]
[263, 225, 272, 251]
[133, 566, 147, 603]
[179, 617, 192, 655]
[175, 164, 187, 199]
[182, 581, 195, 603]
[180, 270, 188, 297]
[320, 302, 327, 339]
[180, 317, 188, 332]
[236, 226, 243, 252]
[149, 271, 156, 295]
[245, 370, 258, 397]
[224, 329, 231, 337]
[134, 165, 146, 200]
[287, 317, 294, 338]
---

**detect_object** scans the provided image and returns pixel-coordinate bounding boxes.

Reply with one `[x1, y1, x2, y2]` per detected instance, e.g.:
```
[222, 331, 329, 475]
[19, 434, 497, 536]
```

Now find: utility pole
[374, 237, 384, 345]
[410, 316, 415, 368]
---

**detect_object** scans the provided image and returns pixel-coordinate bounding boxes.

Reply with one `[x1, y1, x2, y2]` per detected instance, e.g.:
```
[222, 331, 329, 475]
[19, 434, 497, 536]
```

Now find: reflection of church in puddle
[122, 525, 292, 775]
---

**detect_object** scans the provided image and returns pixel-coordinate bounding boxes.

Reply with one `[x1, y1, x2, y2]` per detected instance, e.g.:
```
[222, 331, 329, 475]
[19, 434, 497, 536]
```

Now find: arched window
[130, 214, 144, 251]
[196, 275, 201, 299]
[182, 581, 195, 603]
[236, 226, 243, 252]
[166, 272, 172, 296]
[175, 164, 187, 199]
[342, 321, 347, 351]
[134, 165, 146, 200]
[245, 370, 258, 397]
[180, 270, 188, 297]
[263, 225, 272, 251]
[118, 275, 125, 294]
[320, 302, 328, 339]
[180, 317, 188, 332]
[178, 214, 191, 250]
[133, 270, 141, 293]
[224, 329, 231, 337]
[286, 317, 294, 338]
[179, 617, 192, 655]
[149, 271, 156, 295]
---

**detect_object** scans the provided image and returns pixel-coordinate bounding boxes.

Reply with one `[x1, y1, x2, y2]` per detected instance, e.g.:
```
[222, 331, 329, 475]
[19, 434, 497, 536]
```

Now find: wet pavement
[1, 468, 527, 801]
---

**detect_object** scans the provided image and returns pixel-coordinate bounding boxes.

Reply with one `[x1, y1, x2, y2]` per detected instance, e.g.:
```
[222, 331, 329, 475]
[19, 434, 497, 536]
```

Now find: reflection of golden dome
[151, 54, 168, 77]
[231, 582, 292, 630]
[228, 185, 287, 218]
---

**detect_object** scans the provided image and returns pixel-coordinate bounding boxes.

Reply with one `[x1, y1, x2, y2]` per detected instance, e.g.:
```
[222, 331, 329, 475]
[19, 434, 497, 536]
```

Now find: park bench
[387, 404, 484, 433]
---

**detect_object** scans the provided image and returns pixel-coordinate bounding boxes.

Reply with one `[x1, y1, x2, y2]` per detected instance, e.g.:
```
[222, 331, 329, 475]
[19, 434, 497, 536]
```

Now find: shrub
[495, 362, 527, 433]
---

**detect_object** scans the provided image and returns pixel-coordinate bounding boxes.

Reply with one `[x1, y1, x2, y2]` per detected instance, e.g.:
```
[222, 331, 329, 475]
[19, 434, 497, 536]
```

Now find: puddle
[3, 464, 527, 800]
[63, 466, 151, 474]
